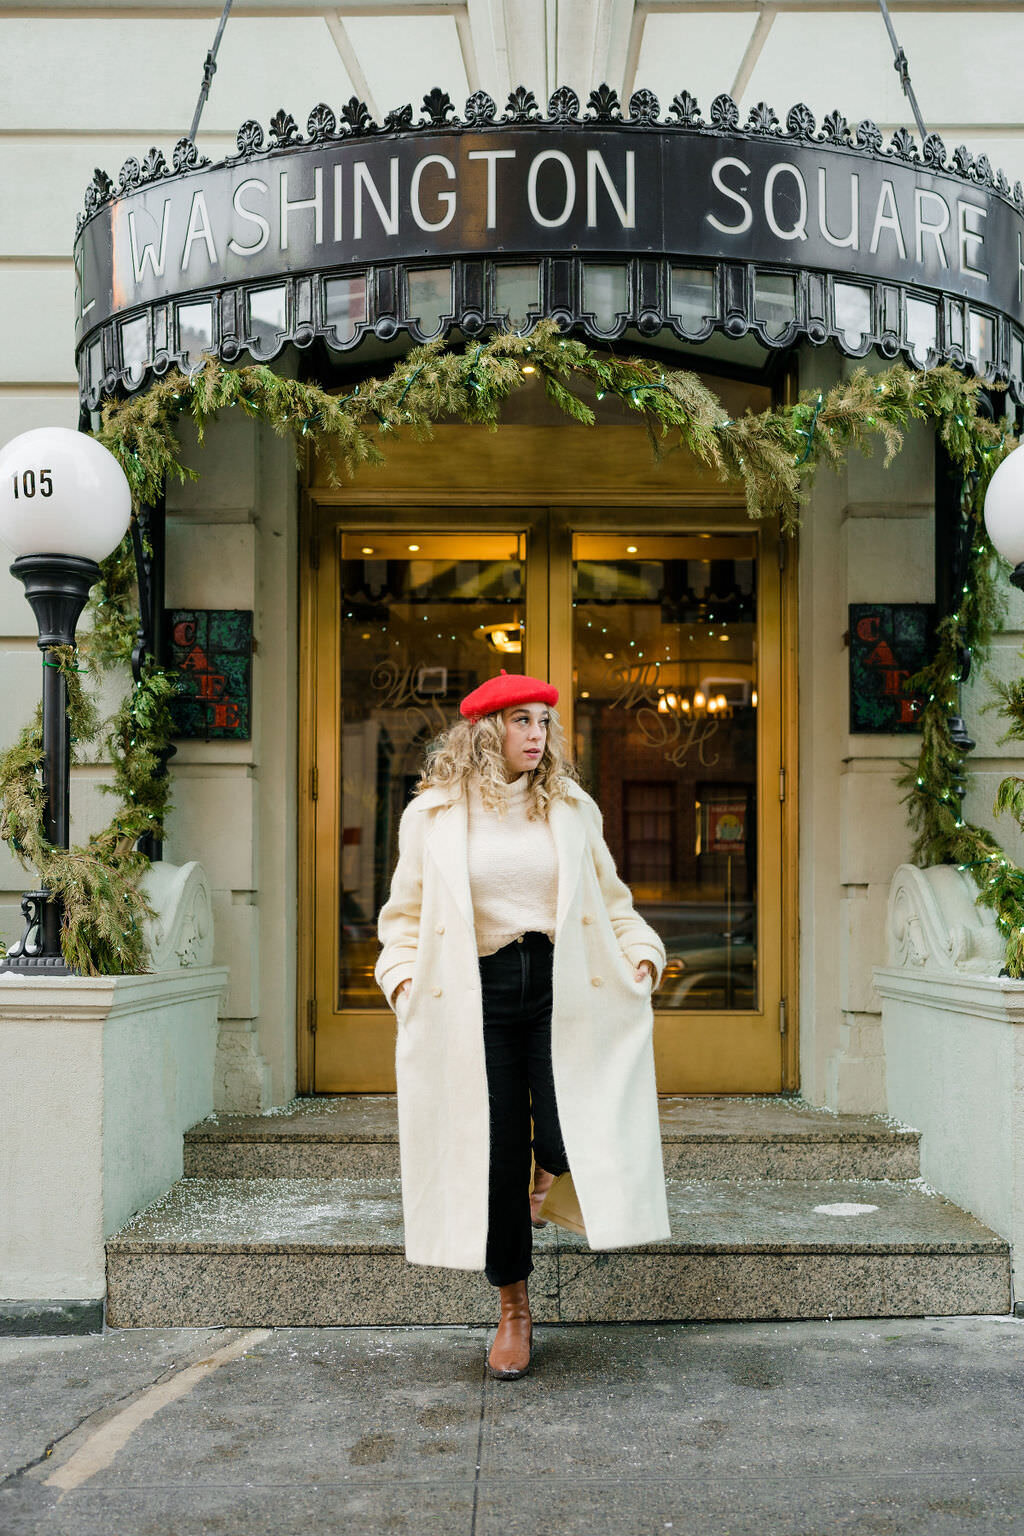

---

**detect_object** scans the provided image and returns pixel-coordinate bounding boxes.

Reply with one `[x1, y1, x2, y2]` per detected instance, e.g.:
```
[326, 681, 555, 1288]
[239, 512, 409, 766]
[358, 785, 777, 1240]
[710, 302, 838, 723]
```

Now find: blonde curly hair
[415, 705, 578, 819]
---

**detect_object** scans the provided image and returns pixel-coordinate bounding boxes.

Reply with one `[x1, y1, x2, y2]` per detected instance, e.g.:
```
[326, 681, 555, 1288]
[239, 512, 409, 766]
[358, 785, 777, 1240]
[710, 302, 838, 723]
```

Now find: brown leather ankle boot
[530, 1167, 555, 1228]
[487, 1280, 532, 1379]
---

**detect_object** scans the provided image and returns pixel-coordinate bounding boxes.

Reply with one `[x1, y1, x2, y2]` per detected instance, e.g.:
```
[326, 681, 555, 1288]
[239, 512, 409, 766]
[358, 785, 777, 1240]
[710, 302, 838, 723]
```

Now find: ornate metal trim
[74, 84, 1024, 406]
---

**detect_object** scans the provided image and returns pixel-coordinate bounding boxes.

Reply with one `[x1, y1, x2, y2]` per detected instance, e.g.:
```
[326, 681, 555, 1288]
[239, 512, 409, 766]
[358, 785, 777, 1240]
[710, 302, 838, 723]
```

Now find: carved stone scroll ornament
[141, 859, 214, 970]
[886, 863, 1006, 975]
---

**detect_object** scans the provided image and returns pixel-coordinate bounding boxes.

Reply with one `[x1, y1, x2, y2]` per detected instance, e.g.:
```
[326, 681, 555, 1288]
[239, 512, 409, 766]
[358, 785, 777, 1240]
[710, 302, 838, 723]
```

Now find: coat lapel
[424, 795, 475, 936]
[550, 796, 588, 934]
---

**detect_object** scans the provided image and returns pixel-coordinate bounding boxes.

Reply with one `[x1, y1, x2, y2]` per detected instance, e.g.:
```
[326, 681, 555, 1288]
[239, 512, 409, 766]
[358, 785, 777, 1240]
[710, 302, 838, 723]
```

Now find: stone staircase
[104, 1096, 1012, 1326]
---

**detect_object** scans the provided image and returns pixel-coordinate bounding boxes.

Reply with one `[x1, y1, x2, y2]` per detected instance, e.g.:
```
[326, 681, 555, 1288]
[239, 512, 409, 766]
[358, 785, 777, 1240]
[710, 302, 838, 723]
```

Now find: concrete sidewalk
[2, 1316, 1024, 1535]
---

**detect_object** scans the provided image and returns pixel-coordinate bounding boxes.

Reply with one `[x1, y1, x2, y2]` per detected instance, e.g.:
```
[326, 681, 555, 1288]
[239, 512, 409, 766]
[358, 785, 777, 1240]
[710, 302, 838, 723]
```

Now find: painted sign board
[848, 602, 933, 733]
[168, 609, 253, 739]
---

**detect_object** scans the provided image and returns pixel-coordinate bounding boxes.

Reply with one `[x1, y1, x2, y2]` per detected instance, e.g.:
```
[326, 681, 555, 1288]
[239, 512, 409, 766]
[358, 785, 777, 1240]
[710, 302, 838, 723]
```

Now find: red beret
[459, 670, 559, 721]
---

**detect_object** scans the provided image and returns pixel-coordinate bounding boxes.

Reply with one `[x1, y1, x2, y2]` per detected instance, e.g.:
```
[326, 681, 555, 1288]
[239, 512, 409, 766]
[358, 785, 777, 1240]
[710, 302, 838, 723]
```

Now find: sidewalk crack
[468, 1353, 488, 1536]
[0, 1328, 259, 1491]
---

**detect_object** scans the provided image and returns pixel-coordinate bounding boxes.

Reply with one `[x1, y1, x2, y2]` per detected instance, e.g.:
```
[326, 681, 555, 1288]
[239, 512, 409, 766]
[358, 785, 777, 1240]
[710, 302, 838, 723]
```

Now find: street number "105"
[11, 469, 54, 499]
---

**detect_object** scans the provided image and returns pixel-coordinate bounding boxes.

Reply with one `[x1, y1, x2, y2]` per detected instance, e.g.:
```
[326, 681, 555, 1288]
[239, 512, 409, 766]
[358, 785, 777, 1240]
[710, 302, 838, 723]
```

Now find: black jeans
[479, 931, 570, 1287]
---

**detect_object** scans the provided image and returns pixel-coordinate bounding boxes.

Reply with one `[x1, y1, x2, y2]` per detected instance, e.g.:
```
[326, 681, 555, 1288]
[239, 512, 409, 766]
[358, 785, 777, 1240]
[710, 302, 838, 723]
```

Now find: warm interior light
[707, 698, 718, 713]
[694, 691, 706, 709]
[481, 621, 523, 654]
[751, 689, 758, 707]
[581, 690, 590, 698]
[603, 651, 614, 660]
[680, 697, 690, 711]
[361, 546, 375, 554]
[657, 697, 669, 713]
[522, 364, 536, 375]
[626, 544, 638, 553]
[407, 543, 420, 552]
[716, 693, 728, 709]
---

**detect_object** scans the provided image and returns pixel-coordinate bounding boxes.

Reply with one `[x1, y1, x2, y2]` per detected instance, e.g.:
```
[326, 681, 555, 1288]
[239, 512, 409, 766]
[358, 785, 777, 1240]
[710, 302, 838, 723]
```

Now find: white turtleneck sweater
[466, 772, 559, 956]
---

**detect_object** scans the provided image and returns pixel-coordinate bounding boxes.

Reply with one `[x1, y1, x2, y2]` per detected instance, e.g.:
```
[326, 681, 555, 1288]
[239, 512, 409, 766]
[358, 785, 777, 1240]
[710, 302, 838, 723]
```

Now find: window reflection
[573, 533, 758, 1010]
[670, 268, 716, 334]
[120, 315, 149, 383]
[177, 301, 213, 367]
[324, 276, 368, 346]
[406, 268, 451, 338]
[754, 273, 796, 339]
[247, 285, 288, 354]
[969, 310, 994, 374]
[834, 283, 871, 349]
[493, 264, 541, 331]
[87, 339, 103, 391]
[583, 265, 628, 331]
[338, 532, 525, 1009]
[906, 297, 938, 363]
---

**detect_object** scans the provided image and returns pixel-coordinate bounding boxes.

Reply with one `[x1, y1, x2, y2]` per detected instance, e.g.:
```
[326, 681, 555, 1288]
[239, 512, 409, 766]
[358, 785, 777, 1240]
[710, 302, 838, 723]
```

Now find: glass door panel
[573, 533, 758, 1011]
[338, 532, 525, 1011]
[315, 527, 526, 1089]
[568, 526, 784, 1093]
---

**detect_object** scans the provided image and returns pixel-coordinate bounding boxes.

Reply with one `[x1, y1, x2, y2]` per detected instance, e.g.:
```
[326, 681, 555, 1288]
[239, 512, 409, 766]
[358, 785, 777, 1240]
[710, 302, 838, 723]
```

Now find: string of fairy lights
[3, 322, 1024, 973]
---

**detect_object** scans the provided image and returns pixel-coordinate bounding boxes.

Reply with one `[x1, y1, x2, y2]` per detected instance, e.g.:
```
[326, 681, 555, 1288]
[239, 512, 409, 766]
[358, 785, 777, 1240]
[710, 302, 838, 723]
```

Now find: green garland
[0, 649, 176, 973]
[1, 320, 1021, 974]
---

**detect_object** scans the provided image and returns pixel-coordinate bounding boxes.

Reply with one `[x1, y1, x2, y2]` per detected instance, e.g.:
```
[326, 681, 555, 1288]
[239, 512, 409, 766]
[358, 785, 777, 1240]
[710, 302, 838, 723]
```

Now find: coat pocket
[394, 977, 418, 1027]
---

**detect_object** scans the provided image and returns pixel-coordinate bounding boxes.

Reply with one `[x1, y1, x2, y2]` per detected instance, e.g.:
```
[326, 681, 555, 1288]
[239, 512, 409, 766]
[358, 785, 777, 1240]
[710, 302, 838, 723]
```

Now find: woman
[375, 671, 670, 1379]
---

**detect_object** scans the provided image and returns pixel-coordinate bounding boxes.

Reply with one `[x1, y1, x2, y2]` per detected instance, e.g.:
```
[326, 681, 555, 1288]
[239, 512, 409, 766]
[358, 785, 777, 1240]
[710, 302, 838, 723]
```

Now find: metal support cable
[876, 0, 927, 142]
[188, 0, 234, 143]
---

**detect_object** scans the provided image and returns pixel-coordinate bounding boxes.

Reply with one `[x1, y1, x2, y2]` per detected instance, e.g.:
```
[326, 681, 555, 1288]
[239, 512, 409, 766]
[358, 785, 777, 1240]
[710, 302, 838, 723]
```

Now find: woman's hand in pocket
[633, 960, 655, 986]
[392, 979, 412, 1012]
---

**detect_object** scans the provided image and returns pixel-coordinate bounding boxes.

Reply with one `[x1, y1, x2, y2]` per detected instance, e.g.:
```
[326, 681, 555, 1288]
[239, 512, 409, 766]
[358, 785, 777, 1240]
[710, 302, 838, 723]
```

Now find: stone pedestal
[875, 862, 1024, 1295]
[0, 862, 226, 1331]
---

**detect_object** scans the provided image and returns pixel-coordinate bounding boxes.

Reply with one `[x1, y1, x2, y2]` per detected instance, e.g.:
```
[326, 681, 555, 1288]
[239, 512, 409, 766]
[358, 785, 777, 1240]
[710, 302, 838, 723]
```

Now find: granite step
[183, 1096, 922, 1182]
[104, 1174, 1009, 1327]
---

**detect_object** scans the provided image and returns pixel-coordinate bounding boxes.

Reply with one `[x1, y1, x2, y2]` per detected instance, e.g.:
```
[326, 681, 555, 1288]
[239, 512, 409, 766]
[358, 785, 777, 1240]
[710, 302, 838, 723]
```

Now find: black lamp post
[0, 428, 131, 975]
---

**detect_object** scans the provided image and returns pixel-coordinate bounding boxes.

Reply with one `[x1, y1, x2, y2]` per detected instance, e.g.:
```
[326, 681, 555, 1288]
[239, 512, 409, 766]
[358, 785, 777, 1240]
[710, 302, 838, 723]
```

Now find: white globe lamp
[983, 444, 1024, 589]
[0, 427, 131, 563]
[0, 427, 133, 976]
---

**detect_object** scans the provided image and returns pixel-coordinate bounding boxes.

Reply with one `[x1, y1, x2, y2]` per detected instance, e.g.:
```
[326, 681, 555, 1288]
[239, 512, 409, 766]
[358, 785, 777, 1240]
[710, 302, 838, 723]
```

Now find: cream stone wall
[162, 413, 299, 1109]
[798, 349, 1024, 1113]
[798, 351, 930, 1112]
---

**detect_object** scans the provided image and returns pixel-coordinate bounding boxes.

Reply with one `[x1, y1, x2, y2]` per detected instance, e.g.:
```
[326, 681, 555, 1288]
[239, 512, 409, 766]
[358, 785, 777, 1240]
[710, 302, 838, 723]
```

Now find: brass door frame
[296, 491, 798, 1093]
[296, 420, 798, 1093]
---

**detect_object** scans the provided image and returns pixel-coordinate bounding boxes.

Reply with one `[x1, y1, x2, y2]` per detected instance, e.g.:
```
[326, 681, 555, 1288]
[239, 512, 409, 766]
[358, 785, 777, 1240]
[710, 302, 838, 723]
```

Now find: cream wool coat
[374, 778, 671, 1270]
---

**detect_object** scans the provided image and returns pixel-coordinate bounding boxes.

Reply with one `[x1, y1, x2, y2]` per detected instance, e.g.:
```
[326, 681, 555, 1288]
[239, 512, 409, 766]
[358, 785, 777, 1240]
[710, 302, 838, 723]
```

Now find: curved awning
[73, 83, 1024, 407]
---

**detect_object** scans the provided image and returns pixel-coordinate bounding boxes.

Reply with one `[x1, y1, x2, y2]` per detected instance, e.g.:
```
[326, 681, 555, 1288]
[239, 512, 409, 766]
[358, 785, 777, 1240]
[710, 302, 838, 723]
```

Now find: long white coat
[374, 778, 671, 1270]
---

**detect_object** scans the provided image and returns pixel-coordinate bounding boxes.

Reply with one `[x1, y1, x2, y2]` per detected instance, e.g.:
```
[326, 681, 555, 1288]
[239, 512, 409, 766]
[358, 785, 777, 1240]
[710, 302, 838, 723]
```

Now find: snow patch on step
[814, 1202, 880, 1216]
